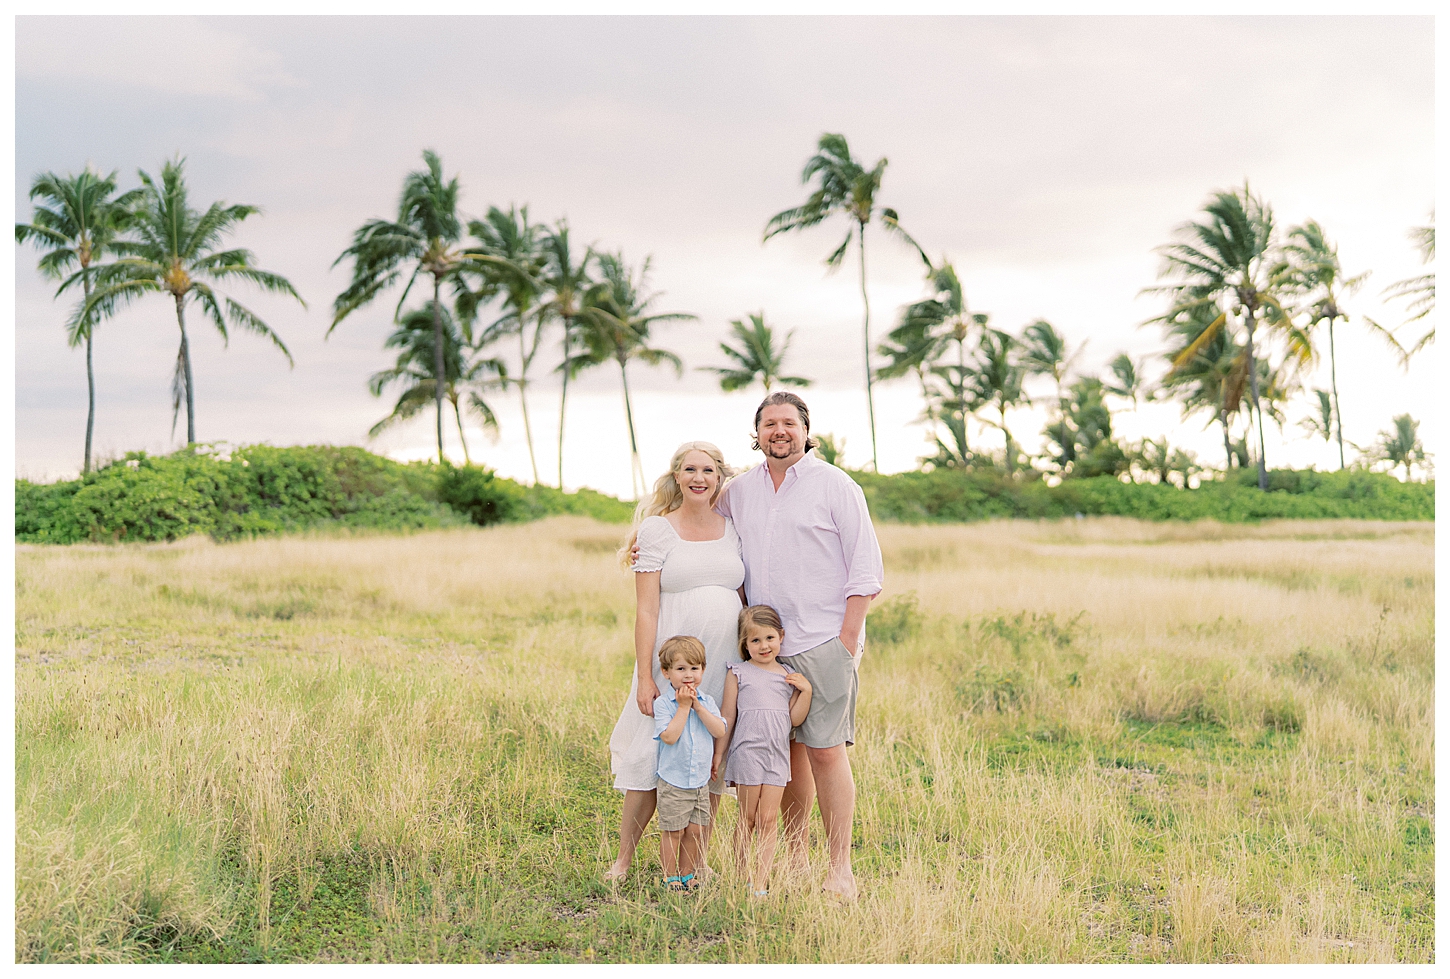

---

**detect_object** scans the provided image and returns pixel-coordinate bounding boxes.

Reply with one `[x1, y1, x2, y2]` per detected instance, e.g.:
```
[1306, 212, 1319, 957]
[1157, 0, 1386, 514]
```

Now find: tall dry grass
[14, 517, 1433, 962]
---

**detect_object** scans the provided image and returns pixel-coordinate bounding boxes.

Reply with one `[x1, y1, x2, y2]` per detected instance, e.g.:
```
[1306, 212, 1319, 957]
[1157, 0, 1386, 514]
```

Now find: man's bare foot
[822, 869, 858, 902]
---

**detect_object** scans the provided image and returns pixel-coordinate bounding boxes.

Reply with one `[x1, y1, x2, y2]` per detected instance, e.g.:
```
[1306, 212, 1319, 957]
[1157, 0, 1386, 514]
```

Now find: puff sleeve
[632, 516, 676, 573]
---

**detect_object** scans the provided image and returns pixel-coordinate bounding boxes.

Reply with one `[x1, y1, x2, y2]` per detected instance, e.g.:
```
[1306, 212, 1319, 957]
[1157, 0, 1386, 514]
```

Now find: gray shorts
[779, 636, 859, 749]
[656, 778, 712, 831]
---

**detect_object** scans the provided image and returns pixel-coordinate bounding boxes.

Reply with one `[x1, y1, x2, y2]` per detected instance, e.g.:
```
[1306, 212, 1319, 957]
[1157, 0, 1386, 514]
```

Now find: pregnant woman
[606, 441, 744, 882]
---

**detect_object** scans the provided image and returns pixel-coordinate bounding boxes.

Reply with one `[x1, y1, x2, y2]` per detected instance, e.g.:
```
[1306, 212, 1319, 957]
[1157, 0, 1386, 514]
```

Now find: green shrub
[68, 453, 224, 542]
[976, 610, 1088, 655]
[436, 465, 527, 526]
[849, 467, 1433, 524]
[866, 592, 923, 645]
[14, 477, 87, 543]
[15, 445, 634, 545]
[955, 665, 1028, 712]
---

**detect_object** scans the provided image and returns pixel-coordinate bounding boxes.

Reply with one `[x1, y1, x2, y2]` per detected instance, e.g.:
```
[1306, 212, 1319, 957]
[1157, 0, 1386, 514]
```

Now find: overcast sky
[13, 15, 1436, 497]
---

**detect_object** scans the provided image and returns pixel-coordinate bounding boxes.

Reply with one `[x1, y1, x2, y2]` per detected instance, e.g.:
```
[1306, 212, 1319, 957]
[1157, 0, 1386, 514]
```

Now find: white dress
[609, 514, 745, 794]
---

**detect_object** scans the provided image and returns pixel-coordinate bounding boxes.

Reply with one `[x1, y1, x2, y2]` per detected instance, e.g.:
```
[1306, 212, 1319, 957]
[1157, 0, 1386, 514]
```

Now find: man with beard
[715, 391, 883, 900]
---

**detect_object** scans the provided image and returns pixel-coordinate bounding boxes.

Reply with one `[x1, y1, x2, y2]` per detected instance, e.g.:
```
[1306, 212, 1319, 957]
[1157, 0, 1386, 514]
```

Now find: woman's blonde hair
[618, 441, 734, 569]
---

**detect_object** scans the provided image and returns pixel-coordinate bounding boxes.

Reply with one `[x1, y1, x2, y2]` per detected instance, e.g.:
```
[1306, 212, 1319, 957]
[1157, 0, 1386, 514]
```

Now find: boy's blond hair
[658, 634, 707, 672]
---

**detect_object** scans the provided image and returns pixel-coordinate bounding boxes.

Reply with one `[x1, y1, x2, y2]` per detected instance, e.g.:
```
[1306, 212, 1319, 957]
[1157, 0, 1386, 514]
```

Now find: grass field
[14, 516, 1434, 962]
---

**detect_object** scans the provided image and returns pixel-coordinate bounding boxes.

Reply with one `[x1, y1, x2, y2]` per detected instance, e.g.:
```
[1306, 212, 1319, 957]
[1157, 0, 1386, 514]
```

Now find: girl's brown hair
[737, 605, 785, 660]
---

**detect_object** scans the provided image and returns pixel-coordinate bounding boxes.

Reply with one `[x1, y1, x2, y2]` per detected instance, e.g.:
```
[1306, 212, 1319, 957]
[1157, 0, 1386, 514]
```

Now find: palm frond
[223, 296, 294, 365]
[824, 230, 853, 268]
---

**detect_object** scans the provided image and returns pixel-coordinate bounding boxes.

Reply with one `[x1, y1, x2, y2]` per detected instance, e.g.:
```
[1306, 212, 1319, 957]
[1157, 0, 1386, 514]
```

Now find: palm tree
[1371, 219, 1435, 364]
[1044, 377, 1128, 478]
[764, 133, 926, 472]
[1020, 319, 1084, 463]
[537, 221, 595, 488]
[75, 158, 301, 446]
[368, 301, 504, 465]
[331, 150, 484, 463]
[1370, 414, 1427, 481]
[16, 167, 142, 473]
[1160, 303, 1249, 470]
[1104, 353, 1152, 408]
[1298, 389, 1337, 448]
[573, 252, 692, 498]
[813, 433, 846, 467]
[1279, 221, 1370, 469]
[877, 261, 985, 468]
[700, 311, 811, 393]
[1134, 437, 1173, 485]
[1145, 183, 1307, 490]
[967, 328, 1028, 474]
[467, 204, 547, 482]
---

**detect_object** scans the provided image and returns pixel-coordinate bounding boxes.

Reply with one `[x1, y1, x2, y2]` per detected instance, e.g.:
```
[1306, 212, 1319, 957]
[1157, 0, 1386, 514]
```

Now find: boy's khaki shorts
[656, 778, 712, 831]
[779, 636, 859, 749]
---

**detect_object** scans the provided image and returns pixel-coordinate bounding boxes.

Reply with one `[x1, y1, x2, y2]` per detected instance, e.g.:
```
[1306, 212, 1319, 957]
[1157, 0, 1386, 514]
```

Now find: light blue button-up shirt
[653, 687, 722, 790]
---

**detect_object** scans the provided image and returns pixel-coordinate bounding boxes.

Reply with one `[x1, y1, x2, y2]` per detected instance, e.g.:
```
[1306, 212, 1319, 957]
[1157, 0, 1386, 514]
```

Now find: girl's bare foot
[604, 862, 629, 882]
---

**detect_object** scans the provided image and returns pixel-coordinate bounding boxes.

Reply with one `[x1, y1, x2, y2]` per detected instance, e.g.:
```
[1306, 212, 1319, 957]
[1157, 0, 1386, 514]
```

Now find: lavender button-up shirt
[717, 449, 884, 657]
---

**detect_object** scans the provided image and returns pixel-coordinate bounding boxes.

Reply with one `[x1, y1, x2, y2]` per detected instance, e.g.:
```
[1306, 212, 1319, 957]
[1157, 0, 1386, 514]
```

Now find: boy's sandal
[679, 872, 698, 892]
[751, 888, 769, 899]
[664, 875, 687, 892]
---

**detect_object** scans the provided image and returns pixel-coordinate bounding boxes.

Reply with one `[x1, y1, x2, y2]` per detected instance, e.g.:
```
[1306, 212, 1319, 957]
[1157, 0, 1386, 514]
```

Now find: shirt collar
[758, 448, 818, 484]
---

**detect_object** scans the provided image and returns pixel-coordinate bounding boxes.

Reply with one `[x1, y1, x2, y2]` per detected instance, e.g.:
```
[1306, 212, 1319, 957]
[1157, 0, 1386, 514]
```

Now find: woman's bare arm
[634, 571, 662, 715]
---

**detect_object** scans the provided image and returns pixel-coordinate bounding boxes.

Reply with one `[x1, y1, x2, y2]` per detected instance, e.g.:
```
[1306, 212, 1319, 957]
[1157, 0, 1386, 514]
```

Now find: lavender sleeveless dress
[723, 661, 797, 787]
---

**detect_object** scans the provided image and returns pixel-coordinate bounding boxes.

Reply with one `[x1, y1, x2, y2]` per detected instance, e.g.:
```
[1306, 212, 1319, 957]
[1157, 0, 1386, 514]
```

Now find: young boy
[653, 635, 727, 892]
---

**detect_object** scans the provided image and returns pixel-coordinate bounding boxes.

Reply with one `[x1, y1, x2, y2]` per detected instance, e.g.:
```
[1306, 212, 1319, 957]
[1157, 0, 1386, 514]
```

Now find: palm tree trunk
[453, 398, 472, 466]
[1000, 401, 1014, 475]
[82, 274, 94, 474]
[1245, 308, 1268, 490]
[518, 322, 539, 484]
[1220, 401, 1232, 470]
[955, 338, 969, 462]
[1328, 317, 1345, 470]
[431, 277, 446, 464]
[1053, 371, 1066, 467]
[619, 357, 644, 500]
[857, 222, 879, 472]
[175, 294, 197, 446]
[557, 314, 571, 489]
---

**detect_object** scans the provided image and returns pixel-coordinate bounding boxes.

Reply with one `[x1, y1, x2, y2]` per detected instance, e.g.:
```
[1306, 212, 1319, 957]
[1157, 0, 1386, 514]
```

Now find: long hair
[618, 441, 734, 568]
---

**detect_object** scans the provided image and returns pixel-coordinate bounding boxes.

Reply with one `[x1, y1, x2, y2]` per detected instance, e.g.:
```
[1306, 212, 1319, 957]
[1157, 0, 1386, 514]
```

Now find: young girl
[716, 605, 812, 897]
